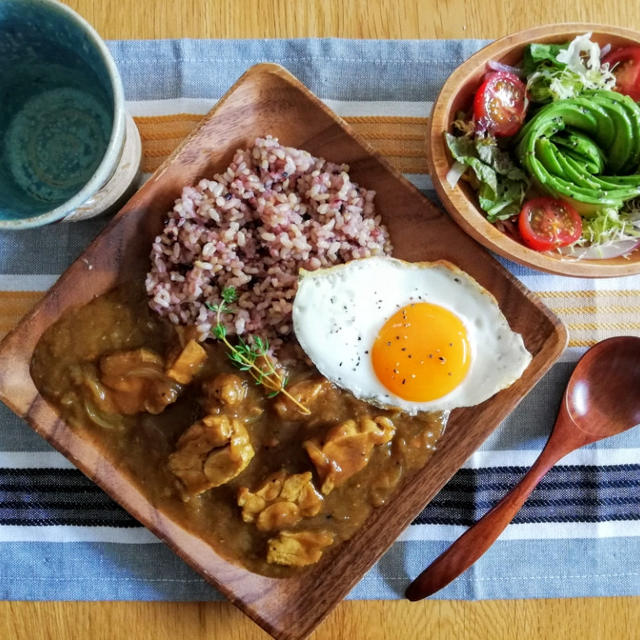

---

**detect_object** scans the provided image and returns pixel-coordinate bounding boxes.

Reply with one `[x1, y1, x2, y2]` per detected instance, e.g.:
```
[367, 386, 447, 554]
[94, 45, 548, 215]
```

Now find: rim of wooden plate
[427, 22, 640, 278]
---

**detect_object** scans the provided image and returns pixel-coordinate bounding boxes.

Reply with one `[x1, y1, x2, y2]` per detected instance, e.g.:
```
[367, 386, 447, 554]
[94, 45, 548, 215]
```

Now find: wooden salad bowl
[427, 23, 640, 278]
[0, 64, 567, 640]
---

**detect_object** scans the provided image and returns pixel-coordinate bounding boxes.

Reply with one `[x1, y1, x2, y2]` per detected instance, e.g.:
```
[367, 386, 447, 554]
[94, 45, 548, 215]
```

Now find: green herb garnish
[207, 287, 309, 414]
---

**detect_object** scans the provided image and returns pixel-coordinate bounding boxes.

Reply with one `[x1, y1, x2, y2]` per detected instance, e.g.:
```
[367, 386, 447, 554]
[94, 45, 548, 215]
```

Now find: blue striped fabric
[1, 464, 638, 527]
[0, 38, 639, 601]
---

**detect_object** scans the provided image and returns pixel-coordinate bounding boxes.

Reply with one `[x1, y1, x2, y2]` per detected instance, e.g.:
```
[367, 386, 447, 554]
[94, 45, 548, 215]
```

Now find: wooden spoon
[406, 336, 640, 601]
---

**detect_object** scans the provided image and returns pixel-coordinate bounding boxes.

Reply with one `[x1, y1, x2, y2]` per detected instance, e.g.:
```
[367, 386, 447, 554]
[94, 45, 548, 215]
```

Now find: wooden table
[3, 1, 640, 638]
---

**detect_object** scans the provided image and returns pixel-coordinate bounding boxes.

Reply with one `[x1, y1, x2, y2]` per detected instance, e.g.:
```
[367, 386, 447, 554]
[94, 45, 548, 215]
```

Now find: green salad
[446, 33, 640, 259]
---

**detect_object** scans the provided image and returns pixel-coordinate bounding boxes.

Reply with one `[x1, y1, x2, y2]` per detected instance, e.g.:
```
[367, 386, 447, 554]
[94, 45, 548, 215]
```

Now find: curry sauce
[31, 285, 445, 577]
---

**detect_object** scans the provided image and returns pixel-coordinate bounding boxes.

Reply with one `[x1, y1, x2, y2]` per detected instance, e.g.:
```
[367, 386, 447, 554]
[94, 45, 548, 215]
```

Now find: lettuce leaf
[522, 43, 567, 74]
[445, 133, 529, 222]
[478, 179, 527, 220]
[475, 138, 528, 181]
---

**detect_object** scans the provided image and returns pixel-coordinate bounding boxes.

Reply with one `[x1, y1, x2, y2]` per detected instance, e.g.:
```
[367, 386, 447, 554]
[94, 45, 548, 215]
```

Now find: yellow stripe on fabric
[550, 305, 640, 315]
[0, 291, 45, 340]
[348, 130, 426, 142]
[538, 288, 640, 346]
[142, 157, 167, 173]
[140, 145, 184, 159]
[135, 113, 207, 123]
[133, 114, 430, 125]
[141, 137, 426, 159]
[569, 338, 602, 347]
[137, 139, 430, 160]
[346, 120, 428, 139]
[537, 290, 640, 299]
[344, 116, 429, 124]
[137, 125, 202, 142]
[133, 115, 431, 176]
[567, 321, 640, 331]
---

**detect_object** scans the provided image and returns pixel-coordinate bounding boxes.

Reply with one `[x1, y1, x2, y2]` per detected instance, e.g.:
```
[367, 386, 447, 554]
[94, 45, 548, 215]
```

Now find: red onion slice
[601, 43, 612, 58]
[487, 59, 525, 77]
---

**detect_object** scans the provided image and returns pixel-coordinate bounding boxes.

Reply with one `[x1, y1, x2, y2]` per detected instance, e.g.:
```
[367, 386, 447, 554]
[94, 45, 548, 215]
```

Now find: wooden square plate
[0, 64, 567, 640]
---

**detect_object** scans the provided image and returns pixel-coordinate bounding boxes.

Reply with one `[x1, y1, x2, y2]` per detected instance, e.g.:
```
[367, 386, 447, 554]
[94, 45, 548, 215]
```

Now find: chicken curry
[31, 285, 445, 577]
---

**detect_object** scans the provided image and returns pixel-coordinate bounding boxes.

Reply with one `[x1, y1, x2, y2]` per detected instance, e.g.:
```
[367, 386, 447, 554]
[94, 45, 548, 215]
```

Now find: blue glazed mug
[0, 0, 140, 229]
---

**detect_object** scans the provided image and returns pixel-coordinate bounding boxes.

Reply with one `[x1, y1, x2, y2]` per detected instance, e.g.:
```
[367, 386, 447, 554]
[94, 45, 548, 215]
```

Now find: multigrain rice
[146, 136, 392, 346]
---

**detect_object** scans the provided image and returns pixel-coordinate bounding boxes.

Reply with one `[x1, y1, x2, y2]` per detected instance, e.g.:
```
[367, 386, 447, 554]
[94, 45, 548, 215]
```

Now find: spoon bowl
[565, 340, 640, 438]
[406, 336, 640, 601]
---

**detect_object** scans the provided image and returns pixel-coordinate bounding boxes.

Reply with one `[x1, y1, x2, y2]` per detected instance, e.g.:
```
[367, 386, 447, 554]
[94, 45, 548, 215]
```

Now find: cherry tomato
[603, 46, 640, 101]
[518, 198, 583, 251]
[473, 71, 528, 137]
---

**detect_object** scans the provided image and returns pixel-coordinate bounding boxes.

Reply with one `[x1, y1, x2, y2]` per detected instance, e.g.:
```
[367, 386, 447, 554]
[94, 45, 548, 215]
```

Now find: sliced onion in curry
[83, 399, 125, 430]
[117, 366, 169, 380]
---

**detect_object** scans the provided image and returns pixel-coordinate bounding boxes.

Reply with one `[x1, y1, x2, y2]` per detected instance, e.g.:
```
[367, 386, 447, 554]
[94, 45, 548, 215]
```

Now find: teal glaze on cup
[0, 0, 127, 229]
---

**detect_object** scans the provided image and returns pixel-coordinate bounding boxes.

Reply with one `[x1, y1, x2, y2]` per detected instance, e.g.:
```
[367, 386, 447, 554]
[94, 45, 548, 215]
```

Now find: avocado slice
[516, 89, 640, 212]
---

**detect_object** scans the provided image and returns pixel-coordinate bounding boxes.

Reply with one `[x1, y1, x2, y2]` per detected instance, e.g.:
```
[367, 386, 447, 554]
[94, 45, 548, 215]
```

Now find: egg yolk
[371, 302, 471, 402]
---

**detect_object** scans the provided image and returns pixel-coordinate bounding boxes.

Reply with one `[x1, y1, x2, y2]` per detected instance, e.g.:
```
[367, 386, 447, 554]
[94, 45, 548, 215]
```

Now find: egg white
[292, 256, 532, 414]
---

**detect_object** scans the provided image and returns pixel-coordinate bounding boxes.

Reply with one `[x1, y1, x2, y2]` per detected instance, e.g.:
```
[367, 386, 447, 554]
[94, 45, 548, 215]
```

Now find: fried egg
[292, 256, 531, 414]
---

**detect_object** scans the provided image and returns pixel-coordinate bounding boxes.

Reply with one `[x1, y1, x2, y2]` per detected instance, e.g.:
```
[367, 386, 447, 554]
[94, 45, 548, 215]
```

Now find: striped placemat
[0, 38, 639, 601]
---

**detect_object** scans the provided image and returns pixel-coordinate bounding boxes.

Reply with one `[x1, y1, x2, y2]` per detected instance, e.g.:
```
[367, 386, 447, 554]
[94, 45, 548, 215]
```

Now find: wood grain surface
[64, 0, 640, 40]
[2, 598, 640, 640]
[7, 1, 639, 639]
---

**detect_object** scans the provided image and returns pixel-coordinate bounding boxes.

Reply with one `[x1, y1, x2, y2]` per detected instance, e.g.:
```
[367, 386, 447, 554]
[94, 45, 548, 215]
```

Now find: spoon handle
[405, 443, 563, 601]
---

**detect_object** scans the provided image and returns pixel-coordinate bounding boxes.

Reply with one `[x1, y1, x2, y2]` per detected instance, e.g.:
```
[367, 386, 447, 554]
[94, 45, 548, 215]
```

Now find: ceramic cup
[0, 0, 141, 229]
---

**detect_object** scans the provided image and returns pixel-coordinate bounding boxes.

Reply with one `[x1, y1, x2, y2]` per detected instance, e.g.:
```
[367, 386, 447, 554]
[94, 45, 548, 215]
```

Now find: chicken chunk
[273, 378, 331, 419]
[165, 339, 207, 385]
[99, 348, 181, 415]
[237, 470, 323, 531]
[202, 373, 248, 407]
[266, 530, 334, 567]
[167, 415, 254, 496]
[304, 416, 396, 495]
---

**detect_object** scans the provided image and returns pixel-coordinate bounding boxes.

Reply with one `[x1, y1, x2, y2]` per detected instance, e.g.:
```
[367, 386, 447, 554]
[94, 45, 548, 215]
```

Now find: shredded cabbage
[526, 32, 616, 102]
[556, 32, 602, 74]
[581, 207, 640, 243]
[561, 206, 640, 259]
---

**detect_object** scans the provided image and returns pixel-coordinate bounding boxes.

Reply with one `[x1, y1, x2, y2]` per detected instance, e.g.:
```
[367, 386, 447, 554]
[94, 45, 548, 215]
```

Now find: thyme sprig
[207, 287, 309, 414]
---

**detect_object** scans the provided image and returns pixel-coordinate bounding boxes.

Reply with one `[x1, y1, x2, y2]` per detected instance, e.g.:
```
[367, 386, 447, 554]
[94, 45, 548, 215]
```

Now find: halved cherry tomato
[518, 198, 583, 251]
[603, 46, 640, 101]
[473, 71, 528, 137]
